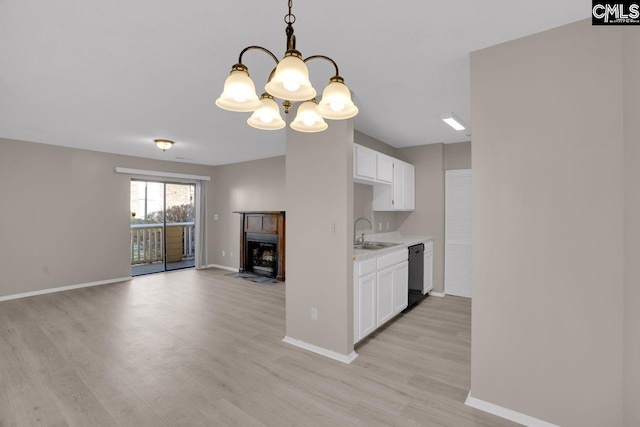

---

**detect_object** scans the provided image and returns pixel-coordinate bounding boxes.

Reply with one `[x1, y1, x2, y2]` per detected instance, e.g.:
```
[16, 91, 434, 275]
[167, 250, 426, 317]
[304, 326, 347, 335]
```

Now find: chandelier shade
[265, 53, 316, 102]
[247, 94, 286, 130]
[316, 77, 359, 120]
[215, 66, 262, 112]
[215, 0, 357, 132]
[291, 100, 328, 133]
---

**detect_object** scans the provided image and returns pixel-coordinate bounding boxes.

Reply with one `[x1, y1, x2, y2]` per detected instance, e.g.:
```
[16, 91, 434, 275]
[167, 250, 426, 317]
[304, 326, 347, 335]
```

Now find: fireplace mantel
[234, 211, 285, 281]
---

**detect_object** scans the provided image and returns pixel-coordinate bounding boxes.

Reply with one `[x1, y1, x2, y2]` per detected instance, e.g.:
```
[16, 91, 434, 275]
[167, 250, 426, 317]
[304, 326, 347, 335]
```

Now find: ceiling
[0, 1, 588, 166]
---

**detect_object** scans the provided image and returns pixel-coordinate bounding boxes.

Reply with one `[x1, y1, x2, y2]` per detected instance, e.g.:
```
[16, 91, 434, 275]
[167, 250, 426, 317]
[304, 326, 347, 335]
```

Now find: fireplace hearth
[234, 211, 285, 281]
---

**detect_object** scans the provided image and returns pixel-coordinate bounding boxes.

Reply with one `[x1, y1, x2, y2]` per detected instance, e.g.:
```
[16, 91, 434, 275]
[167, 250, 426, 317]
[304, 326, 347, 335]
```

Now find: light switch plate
[214, 214, 219, 220]
[311, 307, 318, 320]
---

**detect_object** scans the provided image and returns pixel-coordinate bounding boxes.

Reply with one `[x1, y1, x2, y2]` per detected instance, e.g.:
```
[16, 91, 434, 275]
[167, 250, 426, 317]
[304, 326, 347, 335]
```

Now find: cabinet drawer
[358, 258, 377, 277]
[377, 249, 408, 270]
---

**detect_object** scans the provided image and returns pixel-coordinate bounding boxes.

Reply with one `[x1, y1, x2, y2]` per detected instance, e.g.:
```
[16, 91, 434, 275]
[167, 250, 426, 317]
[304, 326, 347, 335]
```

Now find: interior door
[445, 169, 472, 297]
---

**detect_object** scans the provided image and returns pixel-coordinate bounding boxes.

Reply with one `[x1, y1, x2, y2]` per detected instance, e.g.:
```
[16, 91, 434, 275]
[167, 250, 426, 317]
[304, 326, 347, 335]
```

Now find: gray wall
[397, 144, 445, 293]
[285, 119, 354, 356]
[470, 20, 624, 426]
[623, 28, 640, 427]
[0, 138, 286, 298]
[354, 130, 401, 158]
[444, 141, 471, 170]
[209, 156, 285, 268]
[353, 183, 397, 234]
[0, 138, 215, 297]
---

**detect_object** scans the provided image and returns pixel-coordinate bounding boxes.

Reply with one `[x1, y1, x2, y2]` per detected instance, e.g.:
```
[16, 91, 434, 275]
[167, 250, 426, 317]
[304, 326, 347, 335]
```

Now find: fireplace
[246, 233, 278, 277]
[234, 211, 285, 281]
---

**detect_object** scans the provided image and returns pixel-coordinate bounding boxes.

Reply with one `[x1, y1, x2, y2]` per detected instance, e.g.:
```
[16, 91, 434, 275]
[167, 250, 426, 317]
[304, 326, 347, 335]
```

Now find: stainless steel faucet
[354, 217, 372, 244]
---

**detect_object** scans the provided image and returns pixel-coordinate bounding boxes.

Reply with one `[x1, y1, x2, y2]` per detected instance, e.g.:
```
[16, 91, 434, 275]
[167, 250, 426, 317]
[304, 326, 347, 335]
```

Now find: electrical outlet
[311, 307, 318, 320]
[386, 222, 390, 230]
[330, 221, 337, 234]
[222, 250, 226, 256]
[230, 252, 233, 258]
[42, 266, 49, 274]
[214, 214, 219, 220]
[378, 222, 382, 231]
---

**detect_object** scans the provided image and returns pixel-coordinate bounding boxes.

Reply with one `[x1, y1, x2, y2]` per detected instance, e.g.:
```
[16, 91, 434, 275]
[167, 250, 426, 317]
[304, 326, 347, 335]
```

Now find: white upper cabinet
[376, 153, 393, 183]
[354, 144, 377, 182]
[404, 163, 415, 210]
[372, 159, 415, 212]
[393, 159, 405, 210]
[354, 143, 415, 211]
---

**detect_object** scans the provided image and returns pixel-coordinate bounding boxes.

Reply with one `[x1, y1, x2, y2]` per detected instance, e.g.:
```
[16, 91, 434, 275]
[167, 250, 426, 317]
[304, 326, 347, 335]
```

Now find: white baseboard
[445, 285, 472, 298]
[282, 336, 358, 364]
[465, 392, 559, 427]
[0, 277, 132, 302]
[206, 264, 238, 273]
[428, 291, 445, 297]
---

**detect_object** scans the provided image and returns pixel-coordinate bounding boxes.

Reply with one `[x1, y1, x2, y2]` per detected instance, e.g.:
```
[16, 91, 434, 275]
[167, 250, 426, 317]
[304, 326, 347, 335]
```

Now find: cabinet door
[393, 160, 405, 210]
[355, 145, 377, 180]
[423, 251, 433, 294]
[376, 267, 395, 326]
[358, 273, 377, 340]
[376, 153, 393, 183]
[372, 185, 393, 211]
[404, 163, 415, 211]
[393, 261, 409, 314]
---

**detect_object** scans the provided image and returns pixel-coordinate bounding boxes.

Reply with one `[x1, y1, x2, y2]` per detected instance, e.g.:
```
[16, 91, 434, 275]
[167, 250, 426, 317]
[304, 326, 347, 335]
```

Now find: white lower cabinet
[423, 246, 433, 294]
[354, 248, 409, 343]
[393, 261, 409, 313]
[357, 274, 377, 339]
[376, 267, 395, 325]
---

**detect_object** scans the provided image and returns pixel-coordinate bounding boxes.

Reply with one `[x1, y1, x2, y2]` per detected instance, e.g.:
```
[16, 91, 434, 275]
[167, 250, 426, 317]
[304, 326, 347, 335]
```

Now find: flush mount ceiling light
[215, 0, 358, 133]
[154, 139, 174, 151]
[442, 114, 466, 131]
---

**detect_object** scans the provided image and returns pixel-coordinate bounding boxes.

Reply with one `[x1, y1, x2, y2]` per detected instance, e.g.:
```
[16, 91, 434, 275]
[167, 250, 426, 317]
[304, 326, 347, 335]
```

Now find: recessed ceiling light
[154, 139, 174, 151]
[442, 114, 466, 131]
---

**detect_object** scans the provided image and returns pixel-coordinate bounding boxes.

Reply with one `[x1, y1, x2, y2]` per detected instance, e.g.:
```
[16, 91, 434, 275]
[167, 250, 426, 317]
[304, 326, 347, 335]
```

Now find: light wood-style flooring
[0, 268, 518, 426]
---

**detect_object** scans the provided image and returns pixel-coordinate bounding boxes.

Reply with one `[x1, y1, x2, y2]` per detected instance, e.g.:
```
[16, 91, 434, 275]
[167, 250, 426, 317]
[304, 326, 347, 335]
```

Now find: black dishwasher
[407, 243, 425, 309]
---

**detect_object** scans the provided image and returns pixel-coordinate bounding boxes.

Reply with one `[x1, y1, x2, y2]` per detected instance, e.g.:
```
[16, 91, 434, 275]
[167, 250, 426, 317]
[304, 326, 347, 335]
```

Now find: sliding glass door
[130, 180, 196, 276]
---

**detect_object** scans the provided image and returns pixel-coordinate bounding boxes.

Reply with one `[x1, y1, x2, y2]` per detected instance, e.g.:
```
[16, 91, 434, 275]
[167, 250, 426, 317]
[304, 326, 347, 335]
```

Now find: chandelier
[215, 0, 358, 132]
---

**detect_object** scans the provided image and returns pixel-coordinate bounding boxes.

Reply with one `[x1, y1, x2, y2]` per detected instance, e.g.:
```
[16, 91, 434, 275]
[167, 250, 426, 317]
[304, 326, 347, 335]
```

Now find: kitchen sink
[354, 242, 401, 250]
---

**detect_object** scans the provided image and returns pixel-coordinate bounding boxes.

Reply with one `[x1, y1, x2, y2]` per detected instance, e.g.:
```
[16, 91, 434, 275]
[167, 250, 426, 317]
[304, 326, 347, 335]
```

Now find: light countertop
[353, 232, 434, 261]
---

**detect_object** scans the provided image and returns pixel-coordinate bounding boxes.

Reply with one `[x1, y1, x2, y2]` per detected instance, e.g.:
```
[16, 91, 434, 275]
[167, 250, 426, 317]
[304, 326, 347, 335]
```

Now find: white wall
[471, 20, 624, 426]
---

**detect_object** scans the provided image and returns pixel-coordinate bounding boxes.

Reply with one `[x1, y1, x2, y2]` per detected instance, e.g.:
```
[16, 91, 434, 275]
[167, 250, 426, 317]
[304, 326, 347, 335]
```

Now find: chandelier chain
[284, 0, 295, 24]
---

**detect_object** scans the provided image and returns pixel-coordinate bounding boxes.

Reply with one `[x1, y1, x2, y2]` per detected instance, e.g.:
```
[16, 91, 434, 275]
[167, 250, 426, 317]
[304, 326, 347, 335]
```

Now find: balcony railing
[130, 222, 195, 265]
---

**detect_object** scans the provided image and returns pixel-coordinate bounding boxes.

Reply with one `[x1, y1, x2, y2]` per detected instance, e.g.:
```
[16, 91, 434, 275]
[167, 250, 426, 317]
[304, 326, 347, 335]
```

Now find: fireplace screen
[247, 241, 278, 277]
